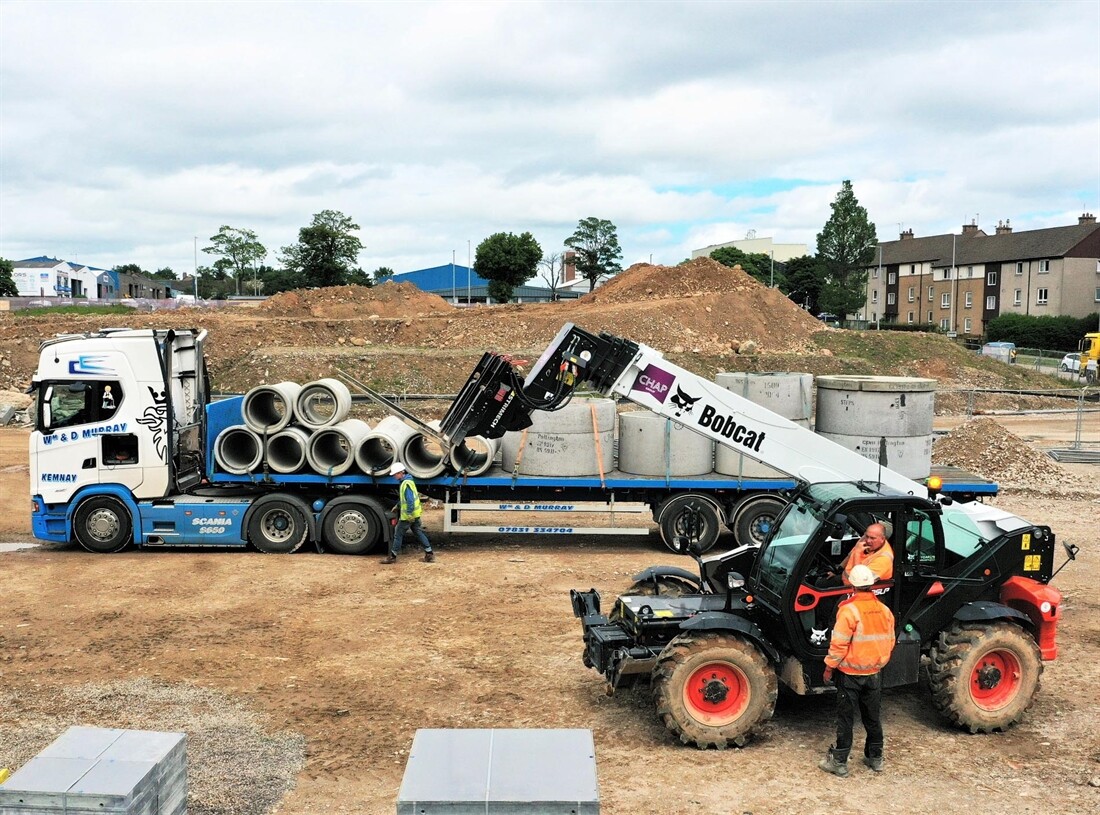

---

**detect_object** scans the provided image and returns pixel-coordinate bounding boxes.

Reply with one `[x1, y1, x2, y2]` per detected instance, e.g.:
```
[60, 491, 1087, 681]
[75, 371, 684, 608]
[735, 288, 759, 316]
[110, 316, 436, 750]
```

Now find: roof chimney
[961, 219, 980, 235]
[899, 228, 914, 240]
[995, 219, 1013, 235]
[1080, 212, 1096, 225]
[562, 250, 576, 283]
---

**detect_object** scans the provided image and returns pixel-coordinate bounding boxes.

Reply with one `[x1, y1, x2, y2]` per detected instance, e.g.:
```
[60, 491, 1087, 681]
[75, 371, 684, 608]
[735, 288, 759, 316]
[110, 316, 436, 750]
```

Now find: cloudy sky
[1, 0, 1098, 279]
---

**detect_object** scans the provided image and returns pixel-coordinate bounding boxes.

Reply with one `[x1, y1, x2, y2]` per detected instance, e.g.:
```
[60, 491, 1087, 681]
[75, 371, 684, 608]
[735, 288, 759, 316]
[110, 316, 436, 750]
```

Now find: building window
[888, 272, 896, 284]
[1013, 289, 1022, 306]
[964, 292, 973, 308]
[872, 268, 879, 278]
[985, 295, 996, 310]
[887, 292, 896, 305]
[928, 311, 933, 323]
[927, 286, 934, 301]
[907, 311, 914, 324]
[907, 286, 914, 302]
[966, 265, 973, 277]
[1096, 287, 1100, 302]
[940, 318, 950, 330]
[987, 271, 998, 285]
[1036, 288, 1048, 304]
[941, 293, 950, 308]
[910, 264, 916, 274]
[872, 289, 879, 304]
[964, 317, 972, 333]
[943, 267, 952, 280]
[1016, 262, 1024, 275]
[1038, 260, 1050, 273]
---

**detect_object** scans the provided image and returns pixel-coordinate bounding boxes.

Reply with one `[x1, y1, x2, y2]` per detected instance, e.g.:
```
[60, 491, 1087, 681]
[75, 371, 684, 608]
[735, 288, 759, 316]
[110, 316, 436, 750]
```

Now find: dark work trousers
[834, 671, 884, 759]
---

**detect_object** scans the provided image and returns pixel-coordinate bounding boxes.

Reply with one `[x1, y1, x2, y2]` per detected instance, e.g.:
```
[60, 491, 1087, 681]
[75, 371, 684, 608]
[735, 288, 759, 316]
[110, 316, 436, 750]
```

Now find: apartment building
[861, 214, 1100, 338]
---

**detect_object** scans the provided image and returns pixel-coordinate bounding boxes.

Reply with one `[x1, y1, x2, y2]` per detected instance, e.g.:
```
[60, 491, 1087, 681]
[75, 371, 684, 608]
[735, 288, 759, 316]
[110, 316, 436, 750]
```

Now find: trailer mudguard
[680, 611, 780, 663]
[631, 565, 704, 589]
[953, 600, 1034, 630]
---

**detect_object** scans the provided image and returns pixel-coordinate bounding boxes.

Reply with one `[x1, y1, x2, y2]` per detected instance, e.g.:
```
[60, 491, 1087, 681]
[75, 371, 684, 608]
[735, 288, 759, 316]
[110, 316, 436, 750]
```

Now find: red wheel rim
[683, 661, 750, 725]
[970, 648, 1022, 710]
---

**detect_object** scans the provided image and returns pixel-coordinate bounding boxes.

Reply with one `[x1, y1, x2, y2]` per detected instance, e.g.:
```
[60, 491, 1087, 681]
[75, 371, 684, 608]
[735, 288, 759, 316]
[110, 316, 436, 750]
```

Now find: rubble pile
[258, 282, 454, 319]
[581, 257, 767, 304]
[932, 418, 1074, 491]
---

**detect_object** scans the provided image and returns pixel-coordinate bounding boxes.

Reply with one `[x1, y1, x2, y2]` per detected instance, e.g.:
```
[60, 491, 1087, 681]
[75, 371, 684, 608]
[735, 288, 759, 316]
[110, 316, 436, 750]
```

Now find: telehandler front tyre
[623, 576, 699, 598]
[73, 496, 132, 554]
[929, 621, 1042, 733]
[653, 632, 777, 749]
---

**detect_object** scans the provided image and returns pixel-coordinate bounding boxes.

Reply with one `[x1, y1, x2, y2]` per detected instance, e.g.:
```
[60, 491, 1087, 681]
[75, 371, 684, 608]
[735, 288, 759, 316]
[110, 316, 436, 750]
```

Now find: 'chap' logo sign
[631, 364, 676, 403]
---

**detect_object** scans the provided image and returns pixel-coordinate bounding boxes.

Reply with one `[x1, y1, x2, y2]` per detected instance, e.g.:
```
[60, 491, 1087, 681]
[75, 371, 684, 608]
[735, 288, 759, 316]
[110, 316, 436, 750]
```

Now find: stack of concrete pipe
[618, 411, 713, 476]
[501, 398, 616, 476]
[714, 372, 813, 478]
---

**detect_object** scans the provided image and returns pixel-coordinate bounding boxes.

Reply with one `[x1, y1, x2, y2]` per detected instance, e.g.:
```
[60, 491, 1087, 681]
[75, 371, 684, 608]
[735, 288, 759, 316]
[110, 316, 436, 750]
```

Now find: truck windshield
[754, 493, 826, 599]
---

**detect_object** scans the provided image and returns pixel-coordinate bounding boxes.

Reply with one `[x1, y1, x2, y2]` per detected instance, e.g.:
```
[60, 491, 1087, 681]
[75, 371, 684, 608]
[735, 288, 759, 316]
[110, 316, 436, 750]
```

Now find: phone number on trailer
[497, 526, 575, 534]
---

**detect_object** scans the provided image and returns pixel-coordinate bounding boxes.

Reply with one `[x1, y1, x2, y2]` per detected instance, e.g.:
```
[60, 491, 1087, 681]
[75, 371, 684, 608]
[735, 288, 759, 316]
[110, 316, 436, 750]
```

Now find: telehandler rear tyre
[653, 632, 777, 749]
[929, 621, 1042, 733]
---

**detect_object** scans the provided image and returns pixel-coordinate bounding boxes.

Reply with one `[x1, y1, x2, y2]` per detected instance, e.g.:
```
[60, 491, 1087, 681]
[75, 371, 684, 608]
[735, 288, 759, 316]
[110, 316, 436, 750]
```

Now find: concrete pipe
[214, 425, 263, 475]
[295, 378, 352, 429]
[715, 372, 812, 479]
[449, 434, 499, 477]
[401, 420, 448, 479]
[357, 415, 418, 476]
[242, 381, 301, 434]
[306, 418, 372, 476]
[265, 426, 312, 474]
[501, 397, 616, 476]
[618, 411, 713, 476]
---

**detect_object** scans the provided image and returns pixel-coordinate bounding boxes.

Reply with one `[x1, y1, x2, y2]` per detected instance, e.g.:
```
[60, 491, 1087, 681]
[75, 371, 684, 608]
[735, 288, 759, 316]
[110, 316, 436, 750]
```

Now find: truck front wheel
[73, 497, 132, 554]
[248, 499, 309, 554]
[929, 621, 1042, 733]
[653, 632, 777, 749]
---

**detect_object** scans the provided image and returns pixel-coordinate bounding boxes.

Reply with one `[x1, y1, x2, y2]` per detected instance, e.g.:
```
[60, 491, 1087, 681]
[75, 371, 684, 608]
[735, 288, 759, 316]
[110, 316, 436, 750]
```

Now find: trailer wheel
[624, 576, 698, 598]
[929, 621, 1042, 733]
[248, 499, 309, 554]
[653, 632, 777, 749]
[73, 496, 132, 554]
[657, 494, 721, 553]
[321, 499, 383, 555]
[731, 496, 785, 548]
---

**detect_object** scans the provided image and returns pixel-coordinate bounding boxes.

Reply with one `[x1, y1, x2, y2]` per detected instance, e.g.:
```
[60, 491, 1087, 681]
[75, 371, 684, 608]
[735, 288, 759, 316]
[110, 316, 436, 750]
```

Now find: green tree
[373, 266, 395, 284]
[151, 267, 177, 280]
[815, 180, 877, 319]
[0, 257, 17, 297]
[564, 217, 623, 291]
[115, 263, 146, 276]
[279, 209, 364, 288]
[203, 226, 267, 296]
[474, 231, 542, 303]
[259, 265, 304, 295]
[539, 253, 565, 300]
[345, 268, 375, 287]
[783, 254, 827, 314]
[709, 246, 782, 288]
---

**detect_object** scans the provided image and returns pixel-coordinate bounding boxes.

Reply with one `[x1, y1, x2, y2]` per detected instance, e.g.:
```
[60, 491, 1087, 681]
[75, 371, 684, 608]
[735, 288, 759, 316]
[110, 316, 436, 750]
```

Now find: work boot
[863, 755, 884, 772]
[423, 552, 435, 563]
[381, 555, 397, 565]
[818, 747, 849, 777]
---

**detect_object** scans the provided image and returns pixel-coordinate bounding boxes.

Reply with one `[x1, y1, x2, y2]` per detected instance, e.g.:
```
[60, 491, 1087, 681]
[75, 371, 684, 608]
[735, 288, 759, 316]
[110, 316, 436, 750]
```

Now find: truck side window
[41, 381, 124, 431]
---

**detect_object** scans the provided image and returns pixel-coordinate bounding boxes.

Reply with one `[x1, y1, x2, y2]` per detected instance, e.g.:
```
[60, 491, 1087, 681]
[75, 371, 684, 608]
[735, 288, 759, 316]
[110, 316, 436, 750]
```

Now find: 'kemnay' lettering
[697, 405, 766, 452]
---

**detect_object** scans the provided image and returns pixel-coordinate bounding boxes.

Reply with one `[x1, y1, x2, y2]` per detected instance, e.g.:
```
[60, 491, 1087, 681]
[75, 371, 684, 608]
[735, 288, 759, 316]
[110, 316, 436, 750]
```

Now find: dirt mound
[258, 282, 454, 319]
[580, 257, 765, 304]
[932, 418, 1070, 489]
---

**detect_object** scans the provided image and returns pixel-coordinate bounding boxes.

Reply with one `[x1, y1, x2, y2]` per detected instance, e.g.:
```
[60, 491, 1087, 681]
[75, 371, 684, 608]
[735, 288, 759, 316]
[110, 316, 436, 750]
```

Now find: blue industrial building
[395, 263, 580, 304]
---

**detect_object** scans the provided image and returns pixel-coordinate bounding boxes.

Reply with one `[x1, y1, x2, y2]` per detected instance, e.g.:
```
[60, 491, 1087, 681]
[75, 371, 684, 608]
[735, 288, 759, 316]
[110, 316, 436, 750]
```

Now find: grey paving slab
[0, 756, 98, 794]
[37, 726, 126, 759]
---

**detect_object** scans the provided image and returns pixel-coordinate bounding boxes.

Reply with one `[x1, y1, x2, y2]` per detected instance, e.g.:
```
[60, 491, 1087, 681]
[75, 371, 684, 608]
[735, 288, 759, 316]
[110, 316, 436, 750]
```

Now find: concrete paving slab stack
[0, 726, 186, 815]
[306, 418, 373, 476]
[714, 372, 813, 479]
[814, 375, 936, 479]
[500, 398, 615, 476]
[617, 411, 713, 476]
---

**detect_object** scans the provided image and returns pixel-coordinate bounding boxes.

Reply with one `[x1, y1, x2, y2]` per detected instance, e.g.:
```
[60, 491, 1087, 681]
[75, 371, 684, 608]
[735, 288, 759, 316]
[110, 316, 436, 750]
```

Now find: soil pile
[581, 257, 767, 304]
[258, 282, 454, 319]
[932, 418, 1072, 491]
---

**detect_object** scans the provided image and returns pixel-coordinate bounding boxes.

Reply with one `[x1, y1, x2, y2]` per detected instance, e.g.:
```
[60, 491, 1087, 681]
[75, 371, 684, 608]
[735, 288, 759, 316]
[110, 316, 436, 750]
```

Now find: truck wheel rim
[262, 510, 294, 542]
[683, 661, 749, 724]
[970, 649, 1021, 710]
[334, 510, 368, 544]
[88, 509, 120, 542]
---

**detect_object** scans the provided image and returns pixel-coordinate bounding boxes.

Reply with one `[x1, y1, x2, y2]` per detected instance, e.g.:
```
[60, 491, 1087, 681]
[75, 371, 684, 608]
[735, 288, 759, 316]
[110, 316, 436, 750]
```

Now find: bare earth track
[1, 262, 1098, 813]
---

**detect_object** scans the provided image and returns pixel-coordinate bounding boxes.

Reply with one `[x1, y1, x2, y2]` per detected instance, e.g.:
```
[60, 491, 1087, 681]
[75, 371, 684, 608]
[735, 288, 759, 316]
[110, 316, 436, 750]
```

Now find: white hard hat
[389, 461, 406, 476]
[849, 564, 876, 588]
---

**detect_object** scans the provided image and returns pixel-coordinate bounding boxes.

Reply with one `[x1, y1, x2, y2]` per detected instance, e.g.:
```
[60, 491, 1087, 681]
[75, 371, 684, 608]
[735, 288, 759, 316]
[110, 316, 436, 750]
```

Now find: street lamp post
[451, 250, 456, 304]
[193, 237, 199, 300]
[467, 240, 471, 305]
